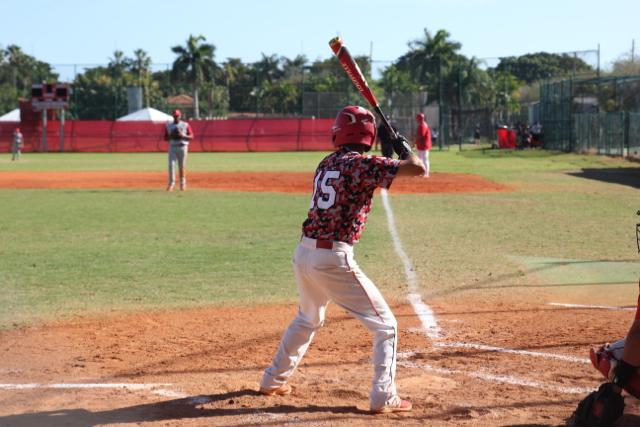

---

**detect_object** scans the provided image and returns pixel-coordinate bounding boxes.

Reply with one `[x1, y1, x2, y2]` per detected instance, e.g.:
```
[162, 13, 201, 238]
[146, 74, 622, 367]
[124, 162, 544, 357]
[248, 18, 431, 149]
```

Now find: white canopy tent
[0, 108, 20, 122]
[116, 107, 172, 123]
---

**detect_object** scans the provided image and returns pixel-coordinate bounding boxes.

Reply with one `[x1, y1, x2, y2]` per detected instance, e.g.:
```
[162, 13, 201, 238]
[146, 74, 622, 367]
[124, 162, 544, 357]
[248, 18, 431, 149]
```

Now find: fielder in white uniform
[260, 105, 425, 413]
[12, 128, 23, 161]
[164, 109, 193, 191]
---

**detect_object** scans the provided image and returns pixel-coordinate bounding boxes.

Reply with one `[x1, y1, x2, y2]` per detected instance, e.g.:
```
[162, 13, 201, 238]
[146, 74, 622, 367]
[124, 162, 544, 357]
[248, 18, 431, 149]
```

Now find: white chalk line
[435, 341, 590, 364]
[549, 302, 635, 311]
[396, 355, 594, 395]
[0, 382, 187, 398]
[381, 189, 440, 340]
[380, 189, 593, 393]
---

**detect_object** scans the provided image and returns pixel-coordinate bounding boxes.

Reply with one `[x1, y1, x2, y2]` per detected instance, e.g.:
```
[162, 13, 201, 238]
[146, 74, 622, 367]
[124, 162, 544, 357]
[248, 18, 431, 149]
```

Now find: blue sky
[2, 0, 638, 80]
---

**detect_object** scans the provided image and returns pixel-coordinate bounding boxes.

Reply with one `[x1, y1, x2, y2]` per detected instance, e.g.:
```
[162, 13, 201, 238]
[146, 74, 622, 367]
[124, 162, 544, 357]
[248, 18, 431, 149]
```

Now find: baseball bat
[329, 37, 398, 139]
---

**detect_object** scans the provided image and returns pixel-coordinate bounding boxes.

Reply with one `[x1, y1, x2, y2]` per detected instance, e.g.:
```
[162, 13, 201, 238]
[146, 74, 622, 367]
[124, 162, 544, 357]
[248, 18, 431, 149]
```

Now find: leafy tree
[258, 80, 300, 114]
[495, 52, 593, 84]
[222, 58, 256, 112]
[171, 35, 217, 118]
[610, 53, 640, 76]
[70, 66, 126, 119]
[71, 49, 166, 119]
[0, 44, 57, 114]
[379, 64, 420, 98]
[489, 70, 521, 120]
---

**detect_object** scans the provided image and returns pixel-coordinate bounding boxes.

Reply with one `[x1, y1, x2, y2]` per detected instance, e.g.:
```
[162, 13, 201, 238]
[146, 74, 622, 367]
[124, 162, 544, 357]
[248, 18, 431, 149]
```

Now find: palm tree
[131, 49, 151, 107]
[397, 28, 462, 104]
[282, 54, 308, 81]
[6, 45, 28, 89]
[254, 54, 284, 84]
[171, 35, 217, 119]
[108, 50, 129, 81]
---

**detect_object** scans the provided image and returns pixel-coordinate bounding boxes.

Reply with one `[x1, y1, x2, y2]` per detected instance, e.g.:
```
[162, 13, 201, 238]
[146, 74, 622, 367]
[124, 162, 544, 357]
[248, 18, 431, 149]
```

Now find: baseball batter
[164, 109, 193, 191]
[259, 105, 425, 413]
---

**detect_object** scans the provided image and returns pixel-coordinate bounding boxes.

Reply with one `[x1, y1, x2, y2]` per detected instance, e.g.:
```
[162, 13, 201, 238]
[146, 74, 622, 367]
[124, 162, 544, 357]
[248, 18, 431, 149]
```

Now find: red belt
[315, 239, 334, 250]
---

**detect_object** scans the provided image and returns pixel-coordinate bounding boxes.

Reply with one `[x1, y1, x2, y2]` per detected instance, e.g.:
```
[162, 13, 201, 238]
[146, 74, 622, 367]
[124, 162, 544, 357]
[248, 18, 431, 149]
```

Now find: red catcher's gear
[590, 339, 640, 399]
[331, 106, 377, 151]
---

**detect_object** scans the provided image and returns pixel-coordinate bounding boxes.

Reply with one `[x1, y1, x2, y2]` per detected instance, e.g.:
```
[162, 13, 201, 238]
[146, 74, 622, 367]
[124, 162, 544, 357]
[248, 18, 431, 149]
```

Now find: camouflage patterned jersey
[302, 147, 400, 244]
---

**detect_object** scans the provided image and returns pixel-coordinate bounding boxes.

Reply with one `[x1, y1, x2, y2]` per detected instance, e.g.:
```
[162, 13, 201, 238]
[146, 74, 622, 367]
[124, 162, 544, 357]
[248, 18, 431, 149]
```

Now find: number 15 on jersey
[310, 171, 340, 210]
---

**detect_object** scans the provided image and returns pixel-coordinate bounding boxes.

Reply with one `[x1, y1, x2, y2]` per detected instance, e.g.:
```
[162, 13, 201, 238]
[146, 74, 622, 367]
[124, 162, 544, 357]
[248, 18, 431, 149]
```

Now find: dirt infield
[0, 171, 509, 193]
[1, 297, 639, 426]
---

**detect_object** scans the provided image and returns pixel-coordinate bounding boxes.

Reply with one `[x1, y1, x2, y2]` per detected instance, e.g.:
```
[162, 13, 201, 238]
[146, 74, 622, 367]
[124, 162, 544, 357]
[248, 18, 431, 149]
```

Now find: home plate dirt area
[1, 297, 640, 426]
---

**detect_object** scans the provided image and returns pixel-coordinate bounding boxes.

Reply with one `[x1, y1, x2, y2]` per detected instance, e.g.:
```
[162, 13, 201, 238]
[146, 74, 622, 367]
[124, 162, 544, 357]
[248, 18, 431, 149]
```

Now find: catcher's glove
[569, 383, 624, 427]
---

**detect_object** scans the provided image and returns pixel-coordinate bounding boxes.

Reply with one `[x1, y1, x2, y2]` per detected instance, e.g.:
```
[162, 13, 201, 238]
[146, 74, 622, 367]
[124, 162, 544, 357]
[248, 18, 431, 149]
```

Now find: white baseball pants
[168, 144, 188, 186]
[418, 149, 430, 177]
[261, 236, 399, 409]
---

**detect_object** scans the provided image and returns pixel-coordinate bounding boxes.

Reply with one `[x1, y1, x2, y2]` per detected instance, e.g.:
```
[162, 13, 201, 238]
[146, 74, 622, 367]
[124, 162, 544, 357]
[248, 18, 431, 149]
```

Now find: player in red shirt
[260, 106, 425, 413]
[415, 113, 432, 177]
[570, 211, 640, 426]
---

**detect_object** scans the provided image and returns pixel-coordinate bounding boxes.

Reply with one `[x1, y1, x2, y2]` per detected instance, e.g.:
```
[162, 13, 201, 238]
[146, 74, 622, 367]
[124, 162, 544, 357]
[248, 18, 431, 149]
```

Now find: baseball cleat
[259, 384, 292, 396]
[166, 184, 175, 192]
[371, 396, 412, 414]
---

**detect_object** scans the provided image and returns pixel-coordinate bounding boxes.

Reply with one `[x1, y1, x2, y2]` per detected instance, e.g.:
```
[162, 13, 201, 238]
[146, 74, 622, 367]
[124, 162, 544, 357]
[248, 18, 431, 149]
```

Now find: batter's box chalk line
[0, 382, 188, 398]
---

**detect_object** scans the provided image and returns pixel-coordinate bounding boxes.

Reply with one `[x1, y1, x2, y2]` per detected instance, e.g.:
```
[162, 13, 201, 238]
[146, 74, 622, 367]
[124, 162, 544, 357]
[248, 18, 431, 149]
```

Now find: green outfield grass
[0, 149, 638, 328]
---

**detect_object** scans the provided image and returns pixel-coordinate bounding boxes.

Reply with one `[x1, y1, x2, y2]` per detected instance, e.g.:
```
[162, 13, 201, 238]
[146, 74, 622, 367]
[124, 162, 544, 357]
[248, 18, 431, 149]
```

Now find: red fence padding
[0, 118, 335, 153]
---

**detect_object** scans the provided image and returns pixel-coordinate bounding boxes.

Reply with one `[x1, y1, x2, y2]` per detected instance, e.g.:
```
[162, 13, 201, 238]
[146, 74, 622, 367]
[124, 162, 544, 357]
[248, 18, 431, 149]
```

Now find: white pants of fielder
[12, 145, 21, 161]
[417, 149, 430, 177]
[168, 144, 188, 187]
[261, 236, 399, 409]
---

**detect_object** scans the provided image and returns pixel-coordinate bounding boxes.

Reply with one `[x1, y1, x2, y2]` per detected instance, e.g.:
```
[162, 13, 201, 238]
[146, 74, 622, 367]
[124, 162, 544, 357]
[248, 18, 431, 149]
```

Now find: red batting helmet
[331, 106, 376, 151]
[416, 113, 425, 121]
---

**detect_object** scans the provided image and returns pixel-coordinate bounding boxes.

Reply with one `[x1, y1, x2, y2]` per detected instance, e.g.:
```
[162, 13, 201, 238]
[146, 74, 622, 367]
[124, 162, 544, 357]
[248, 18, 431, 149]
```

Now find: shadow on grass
[567, 167, 640, 189]
[458, 148, 564, 159]
[423, 256, 638, 299]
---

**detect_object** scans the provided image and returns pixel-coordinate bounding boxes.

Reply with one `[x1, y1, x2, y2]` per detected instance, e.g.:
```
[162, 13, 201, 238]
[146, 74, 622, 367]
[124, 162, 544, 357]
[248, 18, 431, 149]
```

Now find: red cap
[416, 113, 425, 121]
[172, 109, 182, 117]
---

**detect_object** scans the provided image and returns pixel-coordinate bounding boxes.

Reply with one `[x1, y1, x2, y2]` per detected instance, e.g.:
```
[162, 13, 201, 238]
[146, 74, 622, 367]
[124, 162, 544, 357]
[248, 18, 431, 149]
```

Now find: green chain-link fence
[540, 75, 640, 158]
